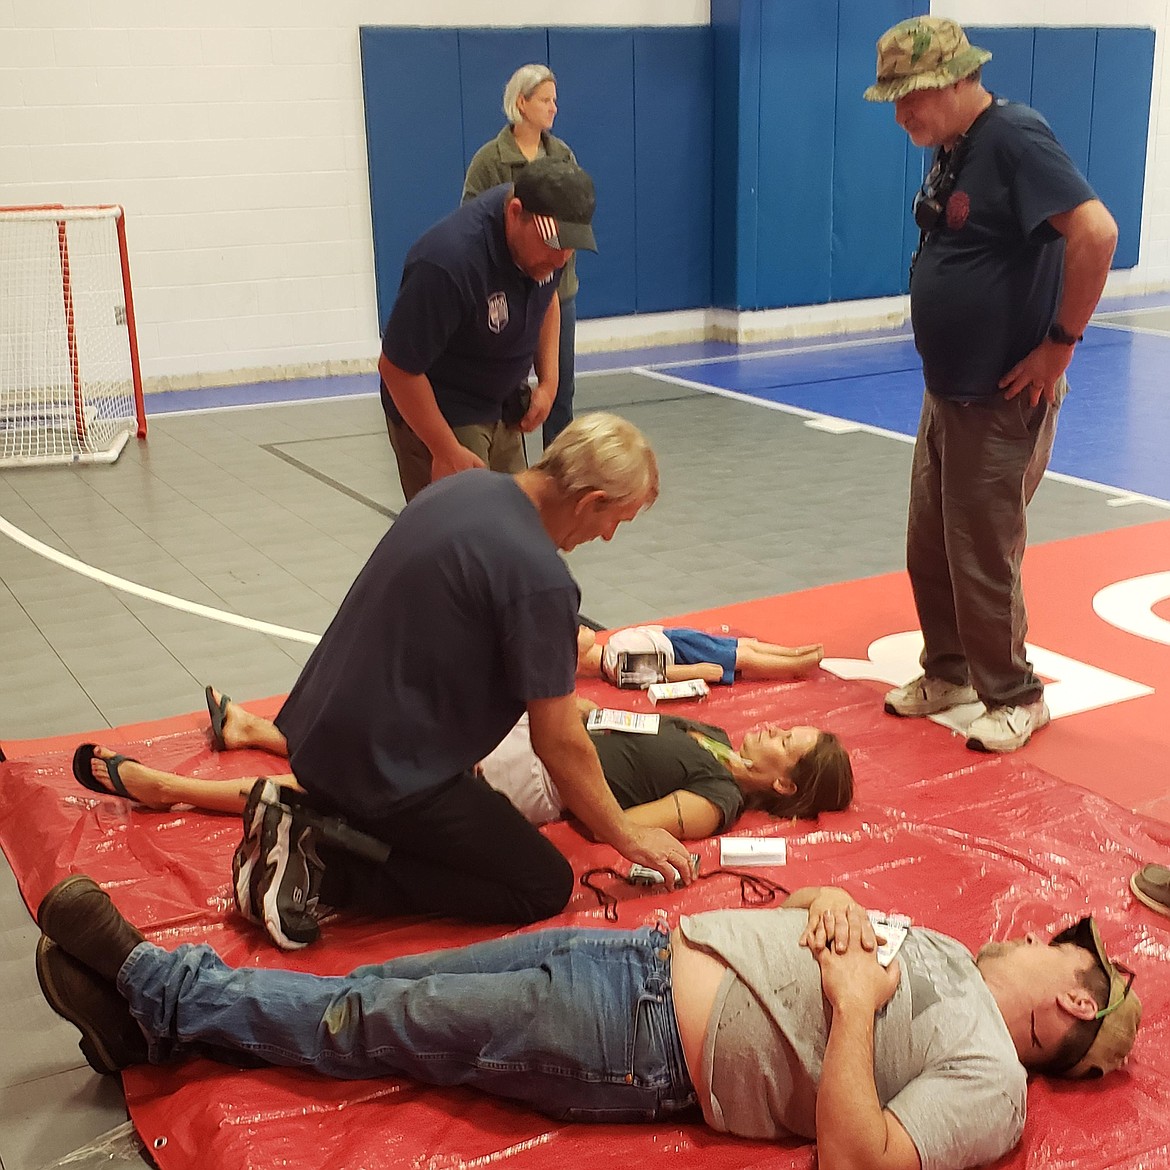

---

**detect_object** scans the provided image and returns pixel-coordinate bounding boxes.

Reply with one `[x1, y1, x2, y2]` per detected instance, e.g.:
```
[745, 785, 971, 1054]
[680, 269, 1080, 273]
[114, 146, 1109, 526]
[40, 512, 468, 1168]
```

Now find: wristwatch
[1047, 321, 1083, 346]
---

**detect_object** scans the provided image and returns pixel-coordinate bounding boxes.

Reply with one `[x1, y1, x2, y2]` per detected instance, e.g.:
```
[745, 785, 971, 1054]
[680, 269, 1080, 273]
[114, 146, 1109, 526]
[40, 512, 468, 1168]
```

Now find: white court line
[0, 514, 322, 646]
[1090, 319, 1170, 337]
[155, 390, 376, 419]
[632, 365, 1170, 510]
[1095, 303, 1170, 317]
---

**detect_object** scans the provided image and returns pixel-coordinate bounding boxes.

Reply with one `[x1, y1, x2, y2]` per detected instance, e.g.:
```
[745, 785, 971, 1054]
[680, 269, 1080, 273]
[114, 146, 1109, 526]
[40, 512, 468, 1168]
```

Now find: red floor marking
[670, 518, 1170, 821]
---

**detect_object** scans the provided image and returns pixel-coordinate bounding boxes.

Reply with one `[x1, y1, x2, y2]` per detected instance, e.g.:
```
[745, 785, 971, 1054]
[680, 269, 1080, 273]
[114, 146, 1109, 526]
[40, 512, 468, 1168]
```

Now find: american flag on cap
[533, 214, 563, 249]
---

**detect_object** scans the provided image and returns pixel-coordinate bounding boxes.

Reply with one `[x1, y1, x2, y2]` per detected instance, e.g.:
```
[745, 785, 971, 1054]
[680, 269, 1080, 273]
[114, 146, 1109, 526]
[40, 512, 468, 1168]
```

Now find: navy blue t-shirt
[275, 471, 580, 816]
[380, 185, 558, 427]
[910, 99, 1097, 401]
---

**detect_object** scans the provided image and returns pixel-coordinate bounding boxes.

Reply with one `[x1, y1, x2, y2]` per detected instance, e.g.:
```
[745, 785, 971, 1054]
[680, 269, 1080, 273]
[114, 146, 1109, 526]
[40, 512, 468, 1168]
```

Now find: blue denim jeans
[120, 925, 697, 1123]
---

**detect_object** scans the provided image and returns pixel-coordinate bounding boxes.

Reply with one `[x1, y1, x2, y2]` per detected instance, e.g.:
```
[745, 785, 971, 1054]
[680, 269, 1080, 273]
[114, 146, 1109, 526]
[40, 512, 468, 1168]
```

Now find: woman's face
[738, 724, 819, 784]
[517, 80, 558, 131]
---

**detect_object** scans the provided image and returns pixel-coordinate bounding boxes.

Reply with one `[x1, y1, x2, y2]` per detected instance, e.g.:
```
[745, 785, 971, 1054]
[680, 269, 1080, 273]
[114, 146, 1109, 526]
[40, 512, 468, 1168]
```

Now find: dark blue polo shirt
[909, 99, 1097, 401]
[380, 185, 558, 427]
[275, 470, 581, 817]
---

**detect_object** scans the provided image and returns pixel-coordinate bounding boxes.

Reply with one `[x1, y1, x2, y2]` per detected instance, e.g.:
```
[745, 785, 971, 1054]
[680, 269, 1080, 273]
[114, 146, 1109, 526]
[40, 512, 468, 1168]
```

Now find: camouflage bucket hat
[864, 17, 992, 102]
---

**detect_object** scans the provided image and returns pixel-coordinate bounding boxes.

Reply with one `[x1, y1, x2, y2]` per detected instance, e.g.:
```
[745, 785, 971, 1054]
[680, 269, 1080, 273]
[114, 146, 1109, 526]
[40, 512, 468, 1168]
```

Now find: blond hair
[534, 412, 659, 510]
[503, 64, 556, 125]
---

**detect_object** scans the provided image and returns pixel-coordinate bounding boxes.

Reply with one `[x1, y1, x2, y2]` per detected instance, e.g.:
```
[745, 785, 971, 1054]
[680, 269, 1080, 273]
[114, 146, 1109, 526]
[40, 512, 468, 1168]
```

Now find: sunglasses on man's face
[913, 158, 948, 232]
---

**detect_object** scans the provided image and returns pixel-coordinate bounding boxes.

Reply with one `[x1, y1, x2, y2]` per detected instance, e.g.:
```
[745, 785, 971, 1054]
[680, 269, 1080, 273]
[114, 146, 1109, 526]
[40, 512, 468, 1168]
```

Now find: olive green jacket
[462, 126, 579, 301]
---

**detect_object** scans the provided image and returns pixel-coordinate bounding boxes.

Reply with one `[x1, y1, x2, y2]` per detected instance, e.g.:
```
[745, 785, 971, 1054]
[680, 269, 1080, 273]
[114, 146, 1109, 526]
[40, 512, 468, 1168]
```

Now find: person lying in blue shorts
[577, 626, 823, 688]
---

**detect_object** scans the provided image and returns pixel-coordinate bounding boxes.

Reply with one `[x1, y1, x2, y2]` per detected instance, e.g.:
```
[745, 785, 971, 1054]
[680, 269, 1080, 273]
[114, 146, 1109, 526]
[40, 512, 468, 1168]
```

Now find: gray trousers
[906, 381, 1064, 708]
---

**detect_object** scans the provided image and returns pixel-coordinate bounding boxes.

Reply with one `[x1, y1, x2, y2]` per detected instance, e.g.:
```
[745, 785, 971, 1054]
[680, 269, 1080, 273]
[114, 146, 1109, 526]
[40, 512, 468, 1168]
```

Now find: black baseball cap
[513, 157, 597, 252]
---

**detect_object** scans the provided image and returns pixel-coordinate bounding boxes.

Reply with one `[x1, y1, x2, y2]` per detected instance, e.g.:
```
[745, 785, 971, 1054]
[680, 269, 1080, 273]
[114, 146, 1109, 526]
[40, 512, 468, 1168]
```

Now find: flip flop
[205, 684, 231, 751]
[71, 743, 135, 800]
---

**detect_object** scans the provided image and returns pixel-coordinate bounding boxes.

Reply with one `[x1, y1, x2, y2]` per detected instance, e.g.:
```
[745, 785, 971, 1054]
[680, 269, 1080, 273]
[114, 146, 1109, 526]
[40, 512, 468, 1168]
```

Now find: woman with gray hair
[463, 64, 582, 447]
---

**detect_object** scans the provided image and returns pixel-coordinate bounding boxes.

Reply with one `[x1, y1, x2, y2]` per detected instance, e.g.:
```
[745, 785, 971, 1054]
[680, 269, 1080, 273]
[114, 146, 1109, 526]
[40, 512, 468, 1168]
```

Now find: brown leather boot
[37, 875, 145, 981]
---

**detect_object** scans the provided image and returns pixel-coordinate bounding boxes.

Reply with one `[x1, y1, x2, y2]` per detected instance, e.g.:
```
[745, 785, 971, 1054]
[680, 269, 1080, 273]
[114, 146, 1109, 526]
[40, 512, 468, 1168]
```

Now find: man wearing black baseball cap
[378, 156, 598, 501]
[513, 157, 597, 252]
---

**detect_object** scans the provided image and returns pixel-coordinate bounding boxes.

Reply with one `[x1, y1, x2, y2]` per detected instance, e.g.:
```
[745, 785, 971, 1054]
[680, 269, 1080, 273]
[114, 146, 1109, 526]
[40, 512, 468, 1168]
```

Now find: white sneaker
[966, 699, 1050, 753]
[884, 675, 979, 718]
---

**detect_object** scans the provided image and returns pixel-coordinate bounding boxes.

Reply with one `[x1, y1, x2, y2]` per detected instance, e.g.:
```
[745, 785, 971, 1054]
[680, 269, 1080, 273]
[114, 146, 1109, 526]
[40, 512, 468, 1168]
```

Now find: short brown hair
[1035, 960, 1111, 1077]
[748, 731, 853, 820]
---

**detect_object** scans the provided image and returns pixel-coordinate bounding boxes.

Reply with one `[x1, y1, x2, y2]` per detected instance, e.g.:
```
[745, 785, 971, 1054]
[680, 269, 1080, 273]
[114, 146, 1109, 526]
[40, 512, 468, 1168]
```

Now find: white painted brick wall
[1, 0, 707, 385]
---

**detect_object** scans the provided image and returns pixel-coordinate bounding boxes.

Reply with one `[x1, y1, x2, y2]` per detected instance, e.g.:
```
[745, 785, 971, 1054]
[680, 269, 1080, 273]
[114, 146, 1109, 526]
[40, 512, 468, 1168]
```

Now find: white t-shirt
[600, 625, 675, 686]
[477, 713, 562, 825]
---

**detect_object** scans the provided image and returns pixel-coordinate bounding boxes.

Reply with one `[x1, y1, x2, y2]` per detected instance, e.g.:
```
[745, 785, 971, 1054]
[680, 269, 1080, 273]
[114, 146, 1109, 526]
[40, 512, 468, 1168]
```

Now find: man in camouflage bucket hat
[864, 16, 991, 102]
[868, 17, 1120, 753]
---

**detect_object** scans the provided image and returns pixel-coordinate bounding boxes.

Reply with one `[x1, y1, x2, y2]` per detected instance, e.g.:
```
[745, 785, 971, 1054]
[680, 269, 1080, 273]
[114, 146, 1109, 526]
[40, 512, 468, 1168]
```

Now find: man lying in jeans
[37, 875, 1141, 1170]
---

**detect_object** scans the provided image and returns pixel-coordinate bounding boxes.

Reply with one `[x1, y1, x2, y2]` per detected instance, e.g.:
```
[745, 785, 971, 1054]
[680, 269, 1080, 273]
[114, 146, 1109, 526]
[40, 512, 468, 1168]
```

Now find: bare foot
[89, 746, 173, 809]
[207, 687, 289, 756]
[783, 643, 824, 661]
[782, 646, 824, 674]
[211, 688, 249, 751]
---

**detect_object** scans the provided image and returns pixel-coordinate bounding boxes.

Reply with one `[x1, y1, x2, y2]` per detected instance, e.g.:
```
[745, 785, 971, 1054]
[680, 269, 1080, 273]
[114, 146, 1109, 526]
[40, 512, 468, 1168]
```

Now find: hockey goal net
[0, 204, 145, 467]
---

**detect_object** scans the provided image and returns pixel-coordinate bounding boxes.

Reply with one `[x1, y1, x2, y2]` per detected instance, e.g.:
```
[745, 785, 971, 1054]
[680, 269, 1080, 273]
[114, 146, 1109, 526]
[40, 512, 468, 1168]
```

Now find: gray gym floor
[1, 367, 1165, 1169]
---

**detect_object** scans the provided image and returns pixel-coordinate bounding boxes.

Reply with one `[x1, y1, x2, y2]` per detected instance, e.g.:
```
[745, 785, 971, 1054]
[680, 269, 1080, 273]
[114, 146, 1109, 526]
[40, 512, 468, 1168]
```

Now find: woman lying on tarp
[72, 685, 853, 839]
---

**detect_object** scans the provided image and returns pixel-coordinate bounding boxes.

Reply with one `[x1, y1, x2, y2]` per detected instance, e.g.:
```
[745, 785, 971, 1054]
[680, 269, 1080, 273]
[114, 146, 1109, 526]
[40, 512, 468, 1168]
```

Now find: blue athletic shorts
[663, 628, 737, 685]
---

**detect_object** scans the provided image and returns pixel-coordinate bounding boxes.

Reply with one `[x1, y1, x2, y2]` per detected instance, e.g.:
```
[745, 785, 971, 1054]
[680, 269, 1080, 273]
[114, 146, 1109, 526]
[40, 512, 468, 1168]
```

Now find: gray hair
[534, 412, 659, 511]
[503, 63, 557, 125]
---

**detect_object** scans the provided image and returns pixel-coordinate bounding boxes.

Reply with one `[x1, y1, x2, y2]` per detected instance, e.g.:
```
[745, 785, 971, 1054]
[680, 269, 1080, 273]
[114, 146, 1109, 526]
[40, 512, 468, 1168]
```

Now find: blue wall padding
[832, 0, 923, 302]
[710, 1, 738, 306]
[361, 19, 1152, 327]
[1089, 28, 1154, 269]
[363, 24, 714, 324]
[712, 0, 927, 309]
[457, 29, 549, 166]
[754, 1, 835, 308]
[360, 29, 466, 330]
[1030, 28, 1096, 174]
[632, 29, 714, 313]
[548, 29, 638, 318]
[711, 0, 762, 309]
[970, 24, 1152, 270]
[969, 26, 1035, 107]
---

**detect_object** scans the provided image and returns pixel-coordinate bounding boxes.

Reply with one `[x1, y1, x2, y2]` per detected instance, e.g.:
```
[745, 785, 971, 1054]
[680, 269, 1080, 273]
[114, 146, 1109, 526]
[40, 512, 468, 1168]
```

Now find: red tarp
[4, 671, 1170, 1169]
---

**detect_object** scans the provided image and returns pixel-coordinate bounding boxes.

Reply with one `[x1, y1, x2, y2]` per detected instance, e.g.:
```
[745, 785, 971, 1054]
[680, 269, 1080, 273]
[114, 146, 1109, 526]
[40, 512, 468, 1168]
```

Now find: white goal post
[0, 204, 146, 467]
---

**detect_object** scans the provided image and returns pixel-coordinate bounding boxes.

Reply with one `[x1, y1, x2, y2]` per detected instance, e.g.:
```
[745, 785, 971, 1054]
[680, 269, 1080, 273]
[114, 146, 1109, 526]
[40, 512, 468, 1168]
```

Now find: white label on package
[586, 709, 661, 735]
[867, 910, 911, 967]
[719, 836, 787, 866]
[647, 679, 710, 704]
